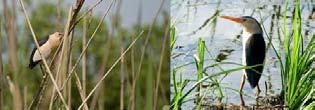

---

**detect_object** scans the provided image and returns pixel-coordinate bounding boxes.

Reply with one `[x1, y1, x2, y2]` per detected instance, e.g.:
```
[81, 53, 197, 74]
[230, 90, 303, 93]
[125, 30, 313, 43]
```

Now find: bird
[29, 32, 63, 69]
[221, 16, 266, 105]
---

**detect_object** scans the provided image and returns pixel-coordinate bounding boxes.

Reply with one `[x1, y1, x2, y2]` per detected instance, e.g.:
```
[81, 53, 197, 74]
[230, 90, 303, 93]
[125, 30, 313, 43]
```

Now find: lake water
[171, 0, 315, 109]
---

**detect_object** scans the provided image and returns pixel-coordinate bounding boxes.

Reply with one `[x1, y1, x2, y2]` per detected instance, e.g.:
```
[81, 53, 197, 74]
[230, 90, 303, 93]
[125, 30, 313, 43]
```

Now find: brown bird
[29, 32, 63, 69]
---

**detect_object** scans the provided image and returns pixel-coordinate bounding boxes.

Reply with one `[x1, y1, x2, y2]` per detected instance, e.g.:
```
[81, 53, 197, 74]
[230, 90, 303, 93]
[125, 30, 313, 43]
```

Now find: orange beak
[221, 16, 243, 23]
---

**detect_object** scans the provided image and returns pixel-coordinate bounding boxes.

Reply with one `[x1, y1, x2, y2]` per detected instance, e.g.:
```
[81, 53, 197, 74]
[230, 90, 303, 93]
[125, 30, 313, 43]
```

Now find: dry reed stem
[74, 71, 89, 110]
[51, 0, 86, 108]
[153, 18, 169, 110]
[134, 0, 165, 89]
[3, 1, 22, 108]
[50, 1, 110, 108]
[77, 31, 144, 109]
[3, 0, 18, 72]
[0, 18, 3, 110]
[57, 6, 72, 109]
[81, 8, 90, 110]
[120, 47, 125, 110]
[132, 0, 165, 109]
[90, 29, 113, 110]
[71, 0, 103, 31]
[18, 0, 69, 109]
[82, 8, 88, 107]
[59, 0, 115, 93]
[67, 0, 85, 35]
[129, 2, 143, 109]
[28, 65, 49, 109]
[6, 76, 22, 110]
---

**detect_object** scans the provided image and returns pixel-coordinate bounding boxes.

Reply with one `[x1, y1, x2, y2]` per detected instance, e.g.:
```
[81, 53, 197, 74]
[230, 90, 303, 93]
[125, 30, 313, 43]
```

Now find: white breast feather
[242, 30, 252, 76]
[32, 43, 52, 62]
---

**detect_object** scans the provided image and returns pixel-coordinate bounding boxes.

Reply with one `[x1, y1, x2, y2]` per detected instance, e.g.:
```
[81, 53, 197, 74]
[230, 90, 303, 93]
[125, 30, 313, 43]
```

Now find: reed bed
[0, 0, 169, 109]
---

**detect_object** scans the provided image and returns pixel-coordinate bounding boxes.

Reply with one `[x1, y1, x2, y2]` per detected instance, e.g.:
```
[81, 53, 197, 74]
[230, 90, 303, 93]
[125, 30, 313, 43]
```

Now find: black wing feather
[245, 34, 266, 88]
[29, 37, 49, 69]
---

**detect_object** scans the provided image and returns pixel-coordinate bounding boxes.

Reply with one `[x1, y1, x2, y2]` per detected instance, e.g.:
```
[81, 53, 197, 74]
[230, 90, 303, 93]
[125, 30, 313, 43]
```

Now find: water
[171, 0, 315, 109]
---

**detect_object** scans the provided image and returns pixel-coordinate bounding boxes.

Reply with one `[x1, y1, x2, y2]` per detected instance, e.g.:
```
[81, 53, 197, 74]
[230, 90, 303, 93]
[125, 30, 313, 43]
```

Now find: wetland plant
[269, 0, 315, 109]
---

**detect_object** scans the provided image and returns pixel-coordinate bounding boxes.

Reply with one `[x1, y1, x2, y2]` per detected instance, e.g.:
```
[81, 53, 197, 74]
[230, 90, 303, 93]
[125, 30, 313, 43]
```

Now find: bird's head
[221, 16, 262, 34]
[48, 32, 63, 47]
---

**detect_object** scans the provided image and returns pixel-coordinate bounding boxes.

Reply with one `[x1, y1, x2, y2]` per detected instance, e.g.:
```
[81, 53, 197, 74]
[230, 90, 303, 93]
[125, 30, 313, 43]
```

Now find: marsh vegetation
[0, 0, 169, 109]
[171, 0, 315, 109]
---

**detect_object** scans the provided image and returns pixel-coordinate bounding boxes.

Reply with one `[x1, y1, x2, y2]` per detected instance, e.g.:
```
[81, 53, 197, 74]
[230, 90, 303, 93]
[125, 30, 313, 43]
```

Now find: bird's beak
[221, 16, 242, 23]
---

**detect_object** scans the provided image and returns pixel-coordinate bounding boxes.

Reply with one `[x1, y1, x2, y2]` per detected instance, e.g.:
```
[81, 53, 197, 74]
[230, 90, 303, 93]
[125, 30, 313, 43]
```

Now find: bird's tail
[29, 63, 36, 69]
[29, 61, 40, 69]
[245, 68, 262, 88]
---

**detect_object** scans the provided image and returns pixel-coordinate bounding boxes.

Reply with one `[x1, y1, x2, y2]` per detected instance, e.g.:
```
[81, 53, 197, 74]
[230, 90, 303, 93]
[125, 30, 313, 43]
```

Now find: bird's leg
[240, 74, 245, 106]
[255, 84, 261, 106]
[256, 84, 261, 97]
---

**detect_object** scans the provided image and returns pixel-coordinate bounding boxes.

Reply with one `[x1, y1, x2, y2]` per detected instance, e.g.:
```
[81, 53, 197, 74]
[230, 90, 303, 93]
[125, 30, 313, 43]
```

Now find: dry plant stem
[90, 31, 113, 110]
[37, 65, 49, 108]
[74, 71, 89, 110]
[130, 2, 143, 109]
[82, 9, 87, 106]
[3, 0, 22, 108]
[28, 65, 49, 109]
[71, 0, 103, 31]
[133, 0, 165, 100]
[153, 21, 169, 110]
[78, 31, 144, 109]
[68, 56, 73, 109]
[0, 19, 3, 110]
[3, 0, 18, 72]
[120, 47, 125, 110]
[18, 0, 69, 109]
[113, 0, 125, 109]
[56, 0, 85, 99]
[59, 0, 115, 93]
[53, 0, 86, 108]
[51, 0, 113, 107]
[56, 0, 62, 31]
[57, 6, 72, 109]
[67, 0, 85, 35]
[6, 76, 22, 110]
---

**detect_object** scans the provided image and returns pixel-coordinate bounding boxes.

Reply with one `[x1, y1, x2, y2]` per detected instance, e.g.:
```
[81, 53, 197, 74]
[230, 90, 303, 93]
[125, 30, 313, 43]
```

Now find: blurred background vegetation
[0, 0, 169, 109]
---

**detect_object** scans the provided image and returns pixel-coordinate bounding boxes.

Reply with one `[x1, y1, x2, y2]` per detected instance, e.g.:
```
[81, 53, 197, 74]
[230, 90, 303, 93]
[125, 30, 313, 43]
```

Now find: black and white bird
[221, 16, 266, 103]
[29, 32, 63, 69]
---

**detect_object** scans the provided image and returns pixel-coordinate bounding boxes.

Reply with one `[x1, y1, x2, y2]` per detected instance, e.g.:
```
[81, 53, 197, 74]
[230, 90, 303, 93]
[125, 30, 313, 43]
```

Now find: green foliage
[277, 0, 315, 109]
[170, 25, 176, 50]
[30, 3, 65, 37]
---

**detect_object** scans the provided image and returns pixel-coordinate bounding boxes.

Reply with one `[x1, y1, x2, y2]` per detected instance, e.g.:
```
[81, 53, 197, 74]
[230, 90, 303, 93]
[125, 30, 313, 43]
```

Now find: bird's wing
[245, 34, 266, 88]
[29, 37, 49, 69]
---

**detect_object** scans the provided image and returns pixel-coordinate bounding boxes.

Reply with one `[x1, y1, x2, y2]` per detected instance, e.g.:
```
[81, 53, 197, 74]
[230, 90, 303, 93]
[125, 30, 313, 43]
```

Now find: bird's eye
[242, 19, 247, 22]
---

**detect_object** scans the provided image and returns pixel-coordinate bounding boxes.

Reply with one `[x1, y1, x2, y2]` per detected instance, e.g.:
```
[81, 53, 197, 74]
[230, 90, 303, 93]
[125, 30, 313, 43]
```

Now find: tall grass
[272, 0, 315, 109]
[194, 38, 205, 99]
